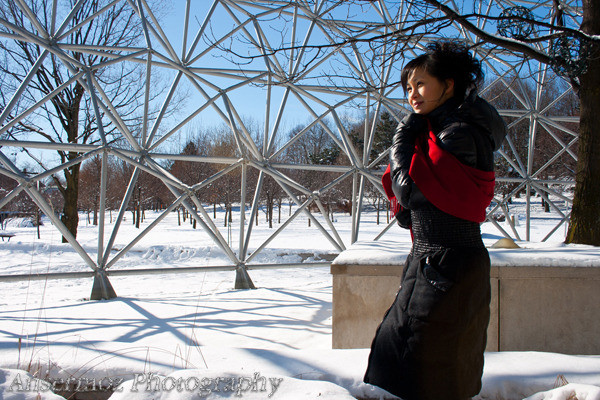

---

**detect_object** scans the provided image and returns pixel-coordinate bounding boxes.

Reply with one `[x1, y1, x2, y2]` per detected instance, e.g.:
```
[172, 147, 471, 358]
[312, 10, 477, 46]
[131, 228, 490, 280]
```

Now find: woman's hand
[389, 113, 428, 211]
[398, 113, 428, 141]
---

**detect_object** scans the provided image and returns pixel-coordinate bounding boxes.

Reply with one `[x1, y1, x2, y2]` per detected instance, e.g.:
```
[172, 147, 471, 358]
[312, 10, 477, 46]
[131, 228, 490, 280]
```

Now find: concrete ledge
[331, 240, 600, 355]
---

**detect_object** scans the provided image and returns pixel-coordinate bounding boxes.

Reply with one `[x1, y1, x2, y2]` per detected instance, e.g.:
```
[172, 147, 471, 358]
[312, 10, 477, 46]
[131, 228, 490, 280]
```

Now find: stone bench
[330, 240, 600, 355]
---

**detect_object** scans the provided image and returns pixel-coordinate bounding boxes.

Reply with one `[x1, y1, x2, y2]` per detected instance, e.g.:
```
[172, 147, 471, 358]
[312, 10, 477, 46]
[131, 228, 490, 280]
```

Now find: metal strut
[91, 269, 117, 300]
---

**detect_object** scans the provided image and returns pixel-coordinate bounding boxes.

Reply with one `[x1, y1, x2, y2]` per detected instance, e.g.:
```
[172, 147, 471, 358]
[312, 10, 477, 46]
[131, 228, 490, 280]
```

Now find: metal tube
[313, 197, 345, 251]
[278, 182, 344, 252]
[541, 213, 571, 242]
[331, 109, 362, 169]
[185, 193, 241, 265]
[373, 218, 397, 241]
[0, 18, 79, 73]
[136, 0, 153, 51]
[13, 0, 50, 39]
[351, 172, 358, 243]
[242, 172, 264, 260]
[0, 49, 49, 126]
[25, 184, 98, 271]
[110, 149, 187, 191]
[101, 167, 141, 266]
[0, 140, 98, 152]
[145, 71, 184, 147]
[88, 75, 143, 152]
[85, 69, 108, 147]
[141, 50, 152, 147]
[239, 163, 247, 260]
[56, 0, 118, 40]
[106, 194, 187, 269]
[221, 93, 262, 160]
[189, 161, 244, 192]
[269, 108, 331, 161]
[186, 15, 253, 66]
[97, 151, 108, 268]
[147, 92, 223, 152]
[0, 165, 27, 181]
[250, 161, 311, 196]
[245, 196, 312, 264]
[269, 162, 352, 173]
[184, 0, 218, 62]
[182, 0, 191, 61]
[127, 0, 179, 61]
[0, 262, 331, 283]
[354, 174, 366, 243]
[0, 185, 25, 210]
[264, 75, 272, 155]
[88, 49, 150, 71]
[220, 2, 286, 74]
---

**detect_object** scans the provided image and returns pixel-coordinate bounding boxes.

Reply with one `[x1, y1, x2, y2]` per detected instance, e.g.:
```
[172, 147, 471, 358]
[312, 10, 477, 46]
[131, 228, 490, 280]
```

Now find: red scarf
[382, 164, 401, 218]
[382, 128, 495, 223]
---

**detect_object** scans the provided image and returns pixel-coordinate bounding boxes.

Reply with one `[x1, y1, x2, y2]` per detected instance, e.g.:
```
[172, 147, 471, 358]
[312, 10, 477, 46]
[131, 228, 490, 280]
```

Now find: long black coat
[364, 93, 506, 400]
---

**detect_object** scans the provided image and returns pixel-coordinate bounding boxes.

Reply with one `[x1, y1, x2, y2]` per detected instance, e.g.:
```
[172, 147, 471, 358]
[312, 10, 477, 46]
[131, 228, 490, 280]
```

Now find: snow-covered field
[0, 200, 599, 400]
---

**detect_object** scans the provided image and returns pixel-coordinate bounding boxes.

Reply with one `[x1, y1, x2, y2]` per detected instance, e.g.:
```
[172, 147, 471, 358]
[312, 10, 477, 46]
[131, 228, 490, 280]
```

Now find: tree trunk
[61, 163, 80, 243]
[93, 194, 98, 225]
[268, 200, 273, 229]
[278, 200, 281, 224]
[566, 0, 600, 245]
[135, 187, 141, 229]
[58, 81, 85, 243]
[386, 201, 390, 224]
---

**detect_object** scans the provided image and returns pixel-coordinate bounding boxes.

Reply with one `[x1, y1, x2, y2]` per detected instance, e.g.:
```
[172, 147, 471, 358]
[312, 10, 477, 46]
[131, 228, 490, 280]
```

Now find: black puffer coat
[364, 93, 507, 400]
[390, 92, 506, 229]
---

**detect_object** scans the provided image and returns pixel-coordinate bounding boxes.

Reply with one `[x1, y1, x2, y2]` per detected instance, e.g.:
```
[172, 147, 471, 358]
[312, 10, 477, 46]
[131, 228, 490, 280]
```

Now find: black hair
[401, 40, 484, 100]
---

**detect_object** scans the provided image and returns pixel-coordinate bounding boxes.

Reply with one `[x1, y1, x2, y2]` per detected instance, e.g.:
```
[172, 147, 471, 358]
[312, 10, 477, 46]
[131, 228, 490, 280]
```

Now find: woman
[364, 41, 507, 399]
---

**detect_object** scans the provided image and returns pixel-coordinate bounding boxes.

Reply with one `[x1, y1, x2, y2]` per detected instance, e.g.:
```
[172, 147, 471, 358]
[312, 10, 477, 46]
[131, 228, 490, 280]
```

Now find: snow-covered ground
[0, 199, 599, 400]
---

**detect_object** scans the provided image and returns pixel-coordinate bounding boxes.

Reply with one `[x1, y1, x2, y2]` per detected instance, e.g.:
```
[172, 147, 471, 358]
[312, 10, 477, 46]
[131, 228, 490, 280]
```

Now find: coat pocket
[407, 251, 460, 324]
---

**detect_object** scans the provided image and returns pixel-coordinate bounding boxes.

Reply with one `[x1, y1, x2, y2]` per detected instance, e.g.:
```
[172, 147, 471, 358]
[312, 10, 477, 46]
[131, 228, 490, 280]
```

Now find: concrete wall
[331, 262, 600, 354]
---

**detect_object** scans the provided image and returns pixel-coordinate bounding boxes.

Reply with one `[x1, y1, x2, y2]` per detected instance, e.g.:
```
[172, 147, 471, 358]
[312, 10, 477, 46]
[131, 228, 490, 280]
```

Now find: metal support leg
[235, 265, 256, 290]
[91, 269, 117, 300]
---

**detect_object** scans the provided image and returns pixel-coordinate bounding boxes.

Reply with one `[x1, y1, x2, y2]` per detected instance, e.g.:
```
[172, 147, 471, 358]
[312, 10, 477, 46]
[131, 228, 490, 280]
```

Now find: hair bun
[402, 39, 484, 99]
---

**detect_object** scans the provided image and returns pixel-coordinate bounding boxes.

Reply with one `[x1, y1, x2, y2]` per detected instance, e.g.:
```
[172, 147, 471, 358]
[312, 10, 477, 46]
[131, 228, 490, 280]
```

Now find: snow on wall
[332, 240, 600, 268]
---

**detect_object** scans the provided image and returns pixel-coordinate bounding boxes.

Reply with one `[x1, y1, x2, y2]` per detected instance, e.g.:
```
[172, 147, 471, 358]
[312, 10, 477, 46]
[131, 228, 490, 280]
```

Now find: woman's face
[405, 68, 454, 115]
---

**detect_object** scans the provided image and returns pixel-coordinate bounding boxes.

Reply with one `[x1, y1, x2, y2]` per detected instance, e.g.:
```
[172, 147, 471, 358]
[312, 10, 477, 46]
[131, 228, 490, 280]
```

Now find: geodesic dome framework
[0, 0, 580, 298]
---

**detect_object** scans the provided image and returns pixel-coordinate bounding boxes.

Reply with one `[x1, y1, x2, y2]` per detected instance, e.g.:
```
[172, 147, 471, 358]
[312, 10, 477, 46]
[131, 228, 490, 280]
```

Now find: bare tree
[0, 0, 149, 241]
[216, 0, 598, 245]
[377, 0, 597, 245]
[78, 155, 103, 225]
[205, 127, 242, 227]
[0, 167, 38, 216]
